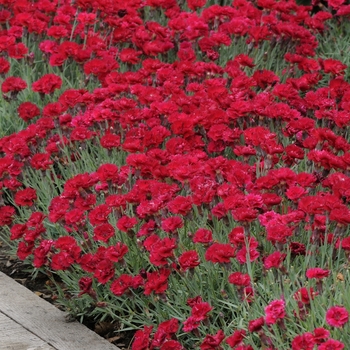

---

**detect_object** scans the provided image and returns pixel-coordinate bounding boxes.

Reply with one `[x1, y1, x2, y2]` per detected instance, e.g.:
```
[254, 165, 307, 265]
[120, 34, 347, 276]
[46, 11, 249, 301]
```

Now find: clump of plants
[1, 0, 350, 348]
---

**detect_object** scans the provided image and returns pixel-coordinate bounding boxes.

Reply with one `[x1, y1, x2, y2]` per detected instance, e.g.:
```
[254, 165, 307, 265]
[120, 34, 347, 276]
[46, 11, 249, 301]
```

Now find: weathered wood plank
[0, 272, 120, 350]
[0, 311, 55, 350]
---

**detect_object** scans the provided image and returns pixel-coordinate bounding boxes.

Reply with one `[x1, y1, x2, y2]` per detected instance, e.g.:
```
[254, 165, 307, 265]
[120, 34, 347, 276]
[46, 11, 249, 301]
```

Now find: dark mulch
[0, 240, 134, 349]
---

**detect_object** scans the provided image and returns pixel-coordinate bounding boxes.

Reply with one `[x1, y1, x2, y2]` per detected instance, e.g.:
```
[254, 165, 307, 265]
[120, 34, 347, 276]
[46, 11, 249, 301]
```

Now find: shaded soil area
[0, 240, 134, 349]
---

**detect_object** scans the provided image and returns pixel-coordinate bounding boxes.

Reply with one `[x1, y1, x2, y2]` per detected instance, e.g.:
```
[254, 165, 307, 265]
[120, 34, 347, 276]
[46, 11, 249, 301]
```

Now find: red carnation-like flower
[248, 317, 264, 333]
[200, 330, 225, 350]
[226, 329, 246, 348]
[178, 250, 200, 271]
[191, 301, 213, 322]
[51, 251, 75, 270]
[0, 57, 10, 74]
[2, 76, 27, 94]
[306, 268, 330, 279]
[265, 299, 286, 325]
[152, 318, 179, 348]
[78, 277, 94, 297]
[100, 133, 121, 150]
[110, 274, 134, 297]
[117, 215, 138, 233]
[88, 204, 111, 226]
[93, 259, 115, 284]
[0, 206, 16, 226]
[144, 268, 171, 295]
[294, 287, 318, 305]
[161, 216, 183, 233]
[187, 0, 207, 11]
[14, 188, 37, 207]
[264, 251, 286, 270]
[106, 242, 128, 263]
[291, 332, 316, 350]
[205, 243, 235, 264]
[131, 325, 153, 350]
[326, 306, 349, 328]
[93, 223, 115, 242]
[149, 237, 176, 267]
[313, 327, 330, 344]
[32, 74, 62, 94]
[228, 272, 251, 287]
[318, 339, 344, 350]
[30, 153, 53, 170]
[193, 228, 213, 244]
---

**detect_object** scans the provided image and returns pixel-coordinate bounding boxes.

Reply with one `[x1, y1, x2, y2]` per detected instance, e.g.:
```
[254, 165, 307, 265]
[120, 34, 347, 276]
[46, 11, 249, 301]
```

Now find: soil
[0, 240, 134, 350]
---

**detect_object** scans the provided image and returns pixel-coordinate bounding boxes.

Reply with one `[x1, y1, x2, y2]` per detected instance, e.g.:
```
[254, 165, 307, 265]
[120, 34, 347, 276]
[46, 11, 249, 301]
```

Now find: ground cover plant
[1, 0, 350, 348]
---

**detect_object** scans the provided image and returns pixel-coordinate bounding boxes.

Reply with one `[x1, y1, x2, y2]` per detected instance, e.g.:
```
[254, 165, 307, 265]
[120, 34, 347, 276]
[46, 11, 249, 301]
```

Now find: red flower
[160, 340, 184, 350]
[10, 223, 27, 240]
[321, 58, 347, 76]
[167, 196, 193, 215]
[228, 272, 251, 287]
[264, 251, 286, 270]
[32, 74, 62, 94]
[200, 330, 225, 350]
[30, 153, 53, 170]
[152, 318, 179, 348]
[226, 329, 246, 348]
[119, 48, 142, 64]
[14, 188, 37, 207]
[191, 301, 213, 322]
[110, 274, 134, 296]
[205, 243, 235, 264]
[78, 277, 94, 297]
[294, 287, 318, 305]
[149, 237, 177, 266]
[93, 259, 115, 284]
[51, 251, 75, 270]
[93, 223, 115, 242]
[117, 215, 138, 232]
[100, 133, 121, 150]
[144, 268, 171, 295]
[228, 227, 245, 246]
[178, 250, 200, 271]
[48, 197, 70, 223]
[131, 326, 153, 350]
[318, 339, 344, 350]
[248, 317, 265, 333]
[161, 216, 183, 233]
[306, 268, 330, 279]
[266, 221, 294, 244]
[17, 102, 40, 122]
[0, 206, 16, 226]
[96, 163, 119, 183]
[33, 240, 53, 268]
[187, 0, 206, 11]
[193, 228, 213, 244]
[236, 246, 260, 264]
[88, 204, 111, 226]
[64, 209, 85, 226]
[326, 306, 349, 328]
[17, 241, 34, 260]
[291, 333, 316, 350]
[70, 126, 93, 142]
[0, 57, 10, 74]
[8, 43, 28, 59]
[47, 25, 69, 39]
[313, 327, 330, 344]
[264, 299, 286, 325]
[183, 316, 200, 332]
[106, 242, 128, 263]
[2, 76, 27, 94]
